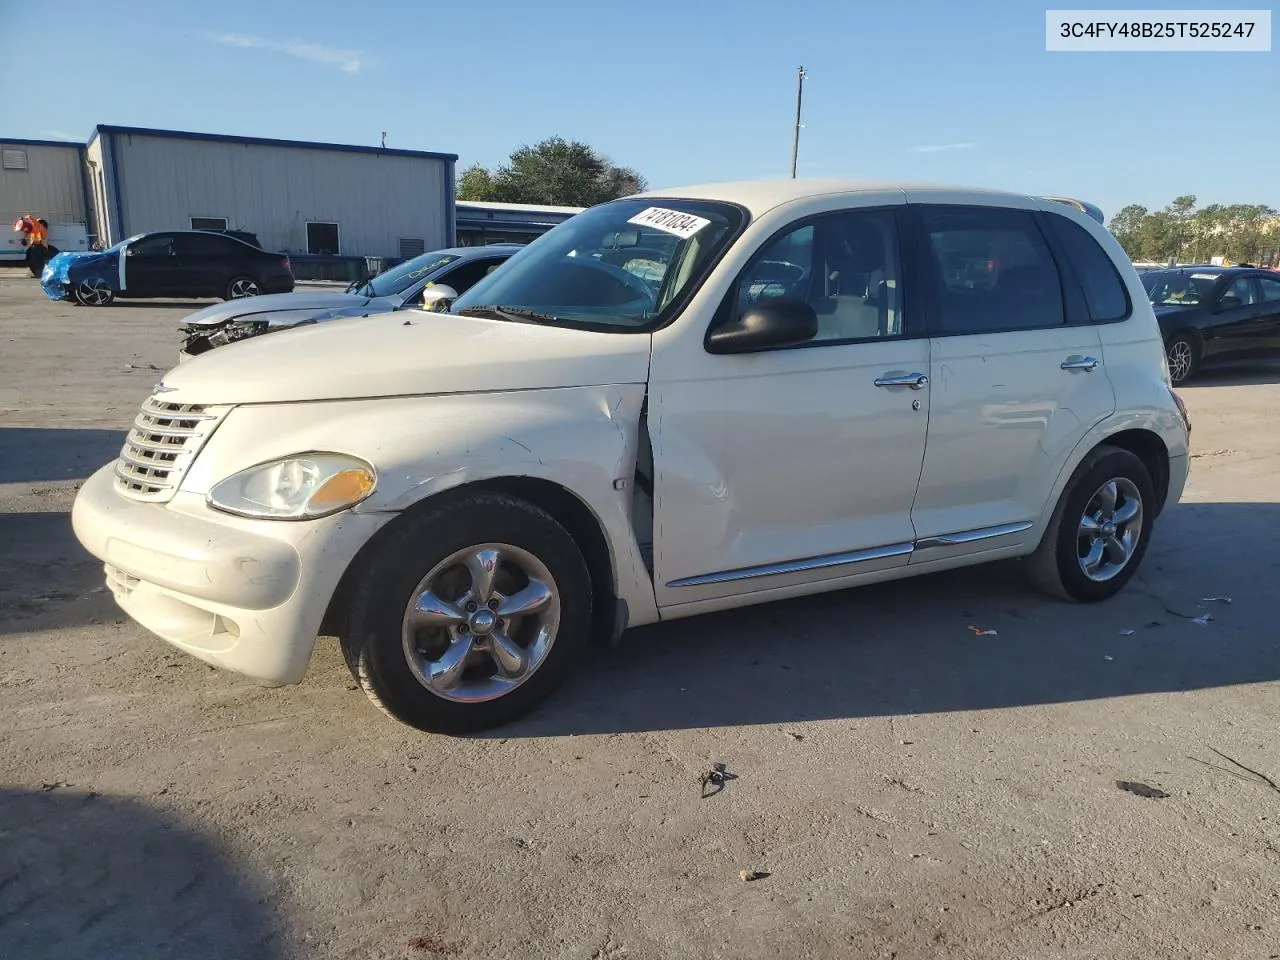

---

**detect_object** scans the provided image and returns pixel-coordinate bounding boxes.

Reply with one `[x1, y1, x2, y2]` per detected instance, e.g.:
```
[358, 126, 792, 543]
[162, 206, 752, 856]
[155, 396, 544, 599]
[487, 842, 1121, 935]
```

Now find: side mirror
[420, 284, 459, 313]
[706, 298, 818, 354]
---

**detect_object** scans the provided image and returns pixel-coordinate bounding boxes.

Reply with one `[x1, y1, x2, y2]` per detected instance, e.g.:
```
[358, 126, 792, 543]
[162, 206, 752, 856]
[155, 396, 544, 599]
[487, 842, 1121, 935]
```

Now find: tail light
[281, 255, 291, 272]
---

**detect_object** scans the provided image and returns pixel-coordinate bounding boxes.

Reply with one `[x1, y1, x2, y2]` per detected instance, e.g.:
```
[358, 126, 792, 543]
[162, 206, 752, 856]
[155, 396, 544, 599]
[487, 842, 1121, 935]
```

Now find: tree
[456, 137, 647, 207]
[456, 164, 496, 202]
[1108, 204, 1147, 254]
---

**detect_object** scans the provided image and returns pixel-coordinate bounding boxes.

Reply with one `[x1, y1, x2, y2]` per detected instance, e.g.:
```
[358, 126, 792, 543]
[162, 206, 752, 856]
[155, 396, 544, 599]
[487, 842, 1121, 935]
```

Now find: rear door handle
[1061, 355, 1099, 372]
[874, 372, 929, 390]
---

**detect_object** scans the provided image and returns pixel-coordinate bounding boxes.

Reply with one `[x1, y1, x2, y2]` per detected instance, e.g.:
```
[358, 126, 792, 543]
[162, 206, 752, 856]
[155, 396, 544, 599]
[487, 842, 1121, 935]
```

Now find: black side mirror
[706, 298, 818, 354]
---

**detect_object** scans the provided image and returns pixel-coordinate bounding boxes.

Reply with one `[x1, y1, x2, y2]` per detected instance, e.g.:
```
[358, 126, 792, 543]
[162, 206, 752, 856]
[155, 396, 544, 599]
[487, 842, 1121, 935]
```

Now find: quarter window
[1045, 214, 1129, 321]
[1259, 277, 1280, 302]
[922, 207, 1064, 334]
[734, 209, 903, 343]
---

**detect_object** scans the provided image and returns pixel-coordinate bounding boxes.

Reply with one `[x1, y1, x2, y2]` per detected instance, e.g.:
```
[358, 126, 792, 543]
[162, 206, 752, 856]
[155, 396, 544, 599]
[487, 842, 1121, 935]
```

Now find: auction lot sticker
[627, 207, 712, 239]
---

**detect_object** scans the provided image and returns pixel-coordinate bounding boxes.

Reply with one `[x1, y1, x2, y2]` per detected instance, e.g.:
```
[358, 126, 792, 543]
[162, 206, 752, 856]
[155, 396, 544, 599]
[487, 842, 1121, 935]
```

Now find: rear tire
[225, 276, 261, 300]
[1027, 445, 1155, 603]
[1165, 332, 1199, 385]
[341, 492, 593, 733]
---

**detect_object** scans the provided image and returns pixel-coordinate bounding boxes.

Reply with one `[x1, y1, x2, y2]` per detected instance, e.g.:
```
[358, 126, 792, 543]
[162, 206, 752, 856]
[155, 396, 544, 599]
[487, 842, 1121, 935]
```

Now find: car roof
[630, 178, 1046, 217]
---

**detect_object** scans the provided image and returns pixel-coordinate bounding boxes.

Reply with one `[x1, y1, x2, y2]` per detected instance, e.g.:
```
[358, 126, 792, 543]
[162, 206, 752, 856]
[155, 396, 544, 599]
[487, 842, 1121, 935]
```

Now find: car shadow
[0, 787, 284, 960]
[0, 427, 123, 483]
[1187, 358, 1280, 387]
[490, 501, 1280, 738]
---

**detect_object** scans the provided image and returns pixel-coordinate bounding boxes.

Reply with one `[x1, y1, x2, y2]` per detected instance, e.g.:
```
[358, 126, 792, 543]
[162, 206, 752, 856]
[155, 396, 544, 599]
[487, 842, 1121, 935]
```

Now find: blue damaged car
[41, 230, 294, 307]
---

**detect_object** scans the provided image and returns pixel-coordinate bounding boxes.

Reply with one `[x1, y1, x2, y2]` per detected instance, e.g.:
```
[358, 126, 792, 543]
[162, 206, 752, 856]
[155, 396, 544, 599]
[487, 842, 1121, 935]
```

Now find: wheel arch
[1035, 420, 1176, 547]
[321, 476, 621, 646]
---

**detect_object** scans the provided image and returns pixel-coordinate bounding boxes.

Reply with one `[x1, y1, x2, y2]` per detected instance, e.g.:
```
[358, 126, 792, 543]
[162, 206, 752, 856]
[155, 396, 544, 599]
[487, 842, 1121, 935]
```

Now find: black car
[40, 230, 294, 307]
[1143, 266, 1280, 384]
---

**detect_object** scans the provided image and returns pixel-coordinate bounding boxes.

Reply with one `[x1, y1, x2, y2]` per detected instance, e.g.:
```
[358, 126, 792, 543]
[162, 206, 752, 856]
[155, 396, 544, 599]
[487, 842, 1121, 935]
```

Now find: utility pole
[790, 66, 808, 178]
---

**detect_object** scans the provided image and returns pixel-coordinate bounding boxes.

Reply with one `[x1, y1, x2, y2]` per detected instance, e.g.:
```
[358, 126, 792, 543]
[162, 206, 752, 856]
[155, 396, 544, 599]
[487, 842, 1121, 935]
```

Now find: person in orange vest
[13, 214, 54, 276]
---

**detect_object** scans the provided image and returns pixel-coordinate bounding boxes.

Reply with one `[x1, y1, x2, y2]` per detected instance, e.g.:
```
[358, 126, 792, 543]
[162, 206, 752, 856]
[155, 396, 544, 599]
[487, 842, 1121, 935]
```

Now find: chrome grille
[114, 395, 227, 502]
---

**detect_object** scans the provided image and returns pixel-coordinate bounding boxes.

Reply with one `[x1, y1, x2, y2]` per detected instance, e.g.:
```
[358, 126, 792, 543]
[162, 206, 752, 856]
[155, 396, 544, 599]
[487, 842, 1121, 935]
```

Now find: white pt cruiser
[72, 180, 1191, 733]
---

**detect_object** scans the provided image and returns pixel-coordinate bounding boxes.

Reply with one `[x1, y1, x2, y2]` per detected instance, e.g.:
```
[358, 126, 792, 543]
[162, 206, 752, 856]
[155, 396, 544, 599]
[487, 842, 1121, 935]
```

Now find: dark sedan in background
[1143, 265, 1280, 384]
[41, 230, 294, 307]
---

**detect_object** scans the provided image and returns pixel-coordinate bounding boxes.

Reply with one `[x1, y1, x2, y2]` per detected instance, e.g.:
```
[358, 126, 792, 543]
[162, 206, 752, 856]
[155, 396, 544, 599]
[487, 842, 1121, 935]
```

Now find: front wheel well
[321, 477, 618, 643]
[1095, 429, 1170, 517]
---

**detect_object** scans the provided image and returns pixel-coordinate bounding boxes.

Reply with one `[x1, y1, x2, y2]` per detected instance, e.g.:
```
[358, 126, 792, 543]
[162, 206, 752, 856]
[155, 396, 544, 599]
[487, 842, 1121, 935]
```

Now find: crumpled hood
[182, 290, 387, 328]
[158, 311, 652, 404]
[41, 250, 117, 300]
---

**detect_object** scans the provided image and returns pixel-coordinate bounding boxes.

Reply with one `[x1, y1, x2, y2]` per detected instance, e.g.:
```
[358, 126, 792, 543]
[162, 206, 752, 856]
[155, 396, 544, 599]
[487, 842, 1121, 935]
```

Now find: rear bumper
[1165, 452, 1188, 512]
[72, 463, 390, 684]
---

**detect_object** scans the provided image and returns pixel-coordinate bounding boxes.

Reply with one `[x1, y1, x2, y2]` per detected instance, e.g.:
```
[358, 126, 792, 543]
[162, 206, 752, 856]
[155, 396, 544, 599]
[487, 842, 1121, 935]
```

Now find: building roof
[636, 178, 1041, 216]
[0, 137, 84, 149]
[89, 125, 457, 162]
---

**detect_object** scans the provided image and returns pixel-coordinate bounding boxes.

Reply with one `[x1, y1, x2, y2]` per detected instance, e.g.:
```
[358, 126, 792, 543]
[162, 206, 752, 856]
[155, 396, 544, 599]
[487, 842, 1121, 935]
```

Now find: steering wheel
[563, 257, 659, 313]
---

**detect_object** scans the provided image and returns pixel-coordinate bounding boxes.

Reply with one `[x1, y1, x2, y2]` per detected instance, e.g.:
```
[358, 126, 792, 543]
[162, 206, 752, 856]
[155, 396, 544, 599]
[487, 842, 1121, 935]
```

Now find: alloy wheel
[1076, 477, 1144, 582]
[75, 279, 112, 306]
[401, 543, 561, 703]
[229, 278, 260, 298]
[1167, 339, 1194, 384]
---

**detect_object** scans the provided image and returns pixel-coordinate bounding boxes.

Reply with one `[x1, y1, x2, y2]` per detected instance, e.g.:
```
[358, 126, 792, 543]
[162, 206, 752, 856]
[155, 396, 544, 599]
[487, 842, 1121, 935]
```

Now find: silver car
[179, 243, 522, 359]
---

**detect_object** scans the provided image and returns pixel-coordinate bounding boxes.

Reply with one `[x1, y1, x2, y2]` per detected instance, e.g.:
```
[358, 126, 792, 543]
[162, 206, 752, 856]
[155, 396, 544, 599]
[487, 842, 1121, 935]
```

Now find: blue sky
[1, 0, 1274, 218]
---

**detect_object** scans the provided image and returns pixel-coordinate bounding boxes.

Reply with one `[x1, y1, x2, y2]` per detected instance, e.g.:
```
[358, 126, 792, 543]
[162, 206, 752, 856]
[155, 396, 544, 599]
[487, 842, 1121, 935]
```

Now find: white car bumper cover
[72, 463, 389, 684]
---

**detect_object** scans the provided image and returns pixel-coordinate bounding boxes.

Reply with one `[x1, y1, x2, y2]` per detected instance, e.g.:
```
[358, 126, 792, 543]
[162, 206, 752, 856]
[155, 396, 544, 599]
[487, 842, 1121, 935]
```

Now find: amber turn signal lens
[309, 468, 376, 512]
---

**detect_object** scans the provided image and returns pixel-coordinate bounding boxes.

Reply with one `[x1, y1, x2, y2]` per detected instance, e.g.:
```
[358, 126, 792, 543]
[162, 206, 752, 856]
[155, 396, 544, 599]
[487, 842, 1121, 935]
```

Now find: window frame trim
[908, 203, 1072, 339]
[704, 204, 922, 354]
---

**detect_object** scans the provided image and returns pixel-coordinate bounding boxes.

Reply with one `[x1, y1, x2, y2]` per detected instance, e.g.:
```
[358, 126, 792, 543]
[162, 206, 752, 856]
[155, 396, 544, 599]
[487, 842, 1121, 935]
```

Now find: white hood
[159, 311, 652, 405]
[182, 291, 381, 328]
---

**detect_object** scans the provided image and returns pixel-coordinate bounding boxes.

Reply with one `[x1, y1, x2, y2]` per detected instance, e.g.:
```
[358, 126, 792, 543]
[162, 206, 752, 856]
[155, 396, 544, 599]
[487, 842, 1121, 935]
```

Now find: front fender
[180, 385, 659, 626]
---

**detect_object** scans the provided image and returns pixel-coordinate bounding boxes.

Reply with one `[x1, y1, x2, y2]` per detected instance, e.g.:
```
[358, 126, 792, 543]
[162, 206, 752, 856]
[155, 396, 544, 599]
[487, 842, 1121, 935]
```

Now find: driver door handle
[1061, 355, 1099, 372]
[874, 372, 929, 390]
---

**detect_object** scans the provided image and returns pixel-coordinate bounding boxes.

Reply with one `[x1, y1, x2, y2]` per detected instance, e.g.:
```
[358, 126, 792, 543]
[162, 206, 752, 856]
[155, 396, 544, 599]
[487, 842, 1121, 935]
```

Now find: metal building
[85, 125, 457, 259]
[1, 138, 93, 261]
[455, 201, 583, 246]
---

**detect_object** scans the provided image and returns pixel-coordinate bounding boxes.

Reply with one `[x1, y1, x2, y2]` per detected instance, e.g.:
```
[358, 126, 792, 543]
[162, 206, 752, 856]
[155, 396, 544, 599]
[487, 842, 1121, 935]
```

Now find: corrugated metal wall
[109, 132, 449, 258]
[0, 142, 86, 226]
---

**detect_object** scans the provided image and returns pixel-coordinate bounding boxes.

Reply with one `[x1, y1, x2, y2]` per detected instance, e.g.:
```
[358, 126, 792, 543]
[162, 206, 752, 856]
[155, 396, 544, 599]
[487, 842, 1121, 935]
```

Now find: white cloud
[907, 142, 976, 154]
[211, 33, 364, 73]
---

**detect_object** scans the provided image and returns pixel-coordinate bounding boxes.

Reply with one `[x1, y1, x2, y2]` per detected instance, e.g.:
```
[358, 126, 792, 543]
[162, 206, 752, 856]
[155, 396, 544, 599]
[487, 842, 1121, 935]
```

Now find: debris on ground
[1200, 596, 1233, 604]
[39, 780, 69, 791]
[1119, 629, 1135, 636]
[1191, 748, 1280, 795]
[699, 762, 737, 798]
[1192, 614, 1213, 626]
[1116, 780, 1170, 799]
[968, 625, 998, 636]
[1104, 655, 1114, 661]
[739, 869, 769, 882]
[785, 731, 805, 742]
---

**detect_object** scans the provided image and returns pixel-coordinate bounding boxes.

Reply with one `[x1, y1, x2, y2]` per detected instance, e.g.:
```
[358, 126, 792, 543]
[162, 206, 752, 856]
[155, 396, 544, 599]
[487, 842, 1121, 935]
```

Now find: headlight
[207, 453, 376, 520]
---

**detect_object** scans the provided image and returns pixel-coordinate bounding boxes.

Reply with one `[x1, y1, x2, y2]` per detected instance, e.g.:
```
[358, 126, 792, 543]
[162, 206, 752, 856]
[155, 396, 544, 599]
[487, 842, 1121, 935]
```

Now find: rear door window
[919, 207, 1065, 334]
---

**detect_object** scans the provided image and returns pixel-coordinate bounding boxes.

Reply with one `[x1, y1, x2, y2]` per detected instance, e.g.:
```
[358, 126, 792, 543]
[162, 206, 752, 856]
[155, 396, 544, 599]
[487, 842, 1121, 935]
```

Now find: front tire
[73, 278, 115, 306]
[1027, 445, 1155, 603]
[341, 492, 593, 733]
[1165, 332, 1199, 385]
[225, 276, 261, 300]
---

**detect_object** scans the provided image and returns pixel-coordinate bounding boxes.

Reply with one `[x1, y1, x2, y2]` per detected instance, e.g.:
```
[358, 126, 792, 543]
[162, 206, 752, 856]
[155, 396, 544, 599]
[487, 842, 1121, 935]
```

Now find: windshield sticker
[1190, 273, 1219, 280]
[627, 207, 711, 239]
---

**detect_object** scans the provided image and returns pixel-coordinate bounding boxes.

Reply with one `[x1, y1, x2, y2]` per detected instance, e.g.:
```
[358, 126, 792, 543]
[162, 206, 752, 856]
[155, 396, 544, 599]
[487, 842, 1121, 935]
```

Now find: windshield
[450, 198, 745, 330]
[360, 251, 461, 298]
[1145, 270, 1221, 307]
